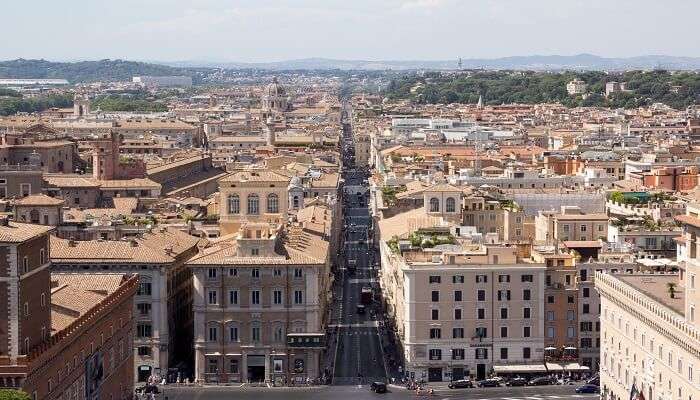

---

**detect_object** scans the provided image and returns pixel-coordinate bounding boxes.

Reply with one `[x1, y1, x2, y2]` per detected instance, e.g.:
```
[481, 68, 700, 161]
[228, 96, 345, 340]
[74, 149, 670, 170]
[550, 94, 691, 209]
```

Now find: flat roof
[616, 274, 685, 316]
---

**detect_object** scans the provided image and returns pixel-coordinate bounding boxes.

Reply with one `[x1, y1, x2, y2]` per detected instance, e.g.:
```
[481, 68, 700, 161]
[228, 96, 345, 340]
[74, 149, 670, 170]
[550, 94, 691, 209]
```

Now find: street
[331, 99, 388, 384]
[164, 384, 597, 400]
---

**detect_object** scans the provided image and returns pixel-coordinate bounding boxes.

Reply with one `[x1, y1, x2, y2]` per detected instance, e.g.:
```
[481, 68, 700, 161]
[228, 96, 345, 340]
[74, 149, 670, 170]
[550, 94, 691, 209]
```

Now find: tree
[0, 390, 31, 400]
[609, 191, 625, 204]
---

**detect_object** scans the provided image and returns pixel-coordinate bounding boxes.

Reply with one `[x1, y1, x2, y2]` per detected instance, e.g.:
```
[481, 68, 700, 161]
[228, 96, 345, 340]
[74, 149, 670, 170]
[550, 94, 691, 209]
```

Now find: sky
[3, 0, 699, 62]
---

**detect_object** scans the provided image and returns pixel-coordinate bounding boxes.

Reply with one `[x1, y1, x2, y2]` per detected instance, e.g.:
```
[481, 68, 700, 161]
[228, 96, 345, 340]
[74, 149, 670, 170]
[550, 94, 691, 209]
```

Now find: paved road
[332, 100, 387, 384]
[164, 384, 596, 400]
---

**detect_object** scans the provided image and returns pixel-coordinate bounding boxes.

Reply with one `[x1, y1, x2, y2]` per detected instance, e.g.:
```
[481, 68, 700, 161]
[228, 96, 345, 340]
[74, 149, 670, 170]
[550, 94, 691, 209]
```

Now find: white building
[133, 76, 193, 87]
[567, 79, 588, 95]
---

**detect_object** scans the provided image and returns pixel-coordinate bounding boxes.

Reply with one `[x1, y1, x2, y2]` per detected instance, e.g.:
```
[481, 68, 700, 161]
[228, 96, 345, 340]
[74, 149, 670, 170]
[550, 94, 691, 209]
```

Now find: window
[229, 326, 239, 342]
[429, 275, 441, 284]
[498, 274, 510, 283]
[294, 268, 303, 278]
[22, 257, 28, 274]
[500, 326, 508, 338]
[39, 249, 45, 265]
[137, 323, 152, 338]
[476, 274, 488, 283]
[429, 328, 441, 339]
[208, 326, 218, 341]
[431, 309, 439, 320]
[137, 346, 151, 356]
[453, 328, 464, 338]
[583, 304, 590, 314]
[500, 308, 508, 319]
[567, 326, 575, 338]
[247, 194, 260, 214]
[138, 281, 152, 296]
[567, 295, 574, 303]
[523, 289, 531, 301]
[251, 290, 260, 305]
[523, 347, 531, 359]
[208, 290, 218, 305]
[229, 359, 239, 374]
[228, 195, 240, 214]
[547, 327, 555, 338]
[452, 275, 464, 284]
[429, 349, 442, 360]
[429, 198, 440, 212]
[475, 348, 488, 360]
[475, 327, 487, 338]
[273, 290, 282, 305]
[500, 348, 508, 360]
[252, 327, 261, 342]
[583, 287, 590, 297]
[137, 303, 151, 315]
[251, 248, 259, 256]
[267, 194, 279, 213]
[208, 268, 217, 279]
[431, 291, 439, 302]
[229, 268, 238, 277]
[567, 310, 575, 320]
[294, 290, 303, 304]
[580, 269, 588, 281]
[477, 290, 485, 301]
[521, 274, 533, 282]
[523, 326, 531, 338]
[523, 307, 531, 319]
[273, 268, 282, 277]
[454, 290, 462, 301]
[229, 290, 239, 305]
[547, 311, 554, 321]
[580, 225, 587, 232]
[454, 309, 462, 320]
[497, 290, 511, 301]
[452, 348, 465, 360]
[547, 295, 554, 303]
[251, 268, 260, 278]
[445, 197, 456, 212]
[207, 358, 218, 374]
[477, 308, 485, 319]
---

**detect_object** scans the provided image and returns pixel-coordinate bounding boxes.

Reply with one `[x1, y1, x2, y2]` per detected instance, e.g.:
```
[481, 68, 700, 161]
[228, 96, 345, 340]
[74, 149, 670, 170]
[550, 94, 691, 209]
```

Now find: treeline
[0, 59, 202, 83]
[384, 70, 700, 109]
[0, 94, 73, 116]
[92, 95, 168, 112]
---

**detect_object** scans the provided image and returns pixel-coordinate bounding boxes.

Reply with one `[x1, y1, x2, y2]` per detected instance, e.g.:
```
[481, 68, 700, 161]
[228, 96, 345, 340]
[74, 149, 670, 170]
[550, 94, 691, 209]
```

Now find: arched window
[445, 197, 456, 213]
[293, 195, 300, 209]
[429, 197, 440, 212]
[267, 194, 279, 213]
[228, 195, 240, 214]
[247, 194, 259, 215]
[29, 209, 40, 223]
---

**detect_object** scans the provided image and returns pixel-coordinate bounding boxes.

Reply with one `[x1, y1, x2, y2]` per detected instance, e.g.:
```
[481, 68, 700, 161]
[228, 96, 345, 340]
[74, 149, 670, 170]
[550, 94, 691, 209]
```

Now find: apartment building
[187, 222, 331, 384]
[378, 203, 546, 382]
[535, 206, 609, 243]
[50, 228, 200, 383]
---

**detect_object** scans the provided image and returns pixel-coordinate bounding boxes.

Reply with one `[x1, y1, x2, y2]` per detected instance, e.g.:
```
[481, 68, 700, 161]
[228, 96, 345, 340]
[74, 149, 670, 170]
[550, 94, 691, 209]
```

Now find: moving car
[528, 376, 552, 386]
[448, 379, 474, 389]
[370, 381, 387, 393]
[506, 377, 528, 386]
[575, 384, 600, 394]
[478, 378, 501, 387]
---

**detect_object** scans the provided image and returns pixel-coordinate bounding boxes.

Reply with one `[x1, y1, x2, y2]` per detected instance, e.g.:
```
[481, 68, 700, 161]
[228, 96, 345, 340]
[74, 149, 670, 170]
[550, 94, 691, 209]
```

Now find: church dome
[266, 77, 285, 97]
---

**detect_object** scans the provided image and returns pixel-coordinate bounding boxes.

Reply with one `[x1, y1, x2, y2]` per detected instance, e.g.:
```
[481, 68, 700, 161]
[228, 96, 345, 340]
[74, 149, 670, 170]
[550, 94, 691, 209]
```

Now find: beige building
[535, 206, 609, 244]
[596, 204, 700, 400]
[187, 222, 331, 384]
[378, 202, 546, 382]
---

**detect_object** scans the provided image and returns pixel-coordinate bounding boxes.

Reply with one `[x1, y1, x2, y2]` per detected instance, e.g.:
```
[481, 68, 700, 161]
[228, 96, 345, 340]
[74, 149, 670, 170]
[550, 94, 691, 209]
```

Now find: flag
[630, 383, 645, 400]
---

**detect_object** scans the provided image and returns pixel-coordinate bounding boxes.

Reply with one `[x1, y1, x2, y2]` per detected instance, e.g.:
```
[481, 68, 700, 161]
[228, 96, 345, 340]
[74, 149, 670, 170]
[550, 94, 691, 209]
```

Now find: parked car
[575, 384, 600, 394]
[448, 379, 474, 389]
[528, 376, 553, 386]
[478, 378, 501, 387]
[506, 377, 528, 386]
[370, 381, 387, 393]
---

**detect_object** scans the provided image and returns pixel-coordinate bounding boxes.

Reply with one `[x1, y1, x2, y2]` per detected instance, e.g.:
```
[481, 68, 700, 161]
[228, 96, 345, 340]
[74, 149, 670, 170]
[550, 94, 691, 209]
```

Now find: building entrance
[247, 355, 266, 383]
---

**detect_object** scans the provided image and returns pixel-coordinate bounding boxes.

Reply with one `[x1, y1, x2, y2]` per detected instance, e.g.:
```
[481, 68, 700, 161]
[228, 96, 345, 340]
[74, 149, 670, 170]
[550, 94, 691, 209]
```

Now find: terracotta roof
[555, 213, 609, 221]
[676, 214, 700, 229]
[562, 240, 603, 248]
[13, 194, 64, 206]
[44, 175, 100, 188]
[377, 207, 444, 239]
[98, 178, 161, 189]
[426, 183, 461, 193]
[0, 222, 53, 243]
[220, 169, 290, 184]
[51, 228, 199, 264]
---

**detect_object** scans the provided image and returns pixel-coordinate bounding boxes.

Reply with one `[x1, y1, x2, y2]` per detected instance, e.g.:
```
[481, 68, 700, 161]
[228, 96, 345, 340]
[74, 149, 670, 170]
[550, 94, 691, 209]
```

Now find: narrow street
[331, 100, 388, 385]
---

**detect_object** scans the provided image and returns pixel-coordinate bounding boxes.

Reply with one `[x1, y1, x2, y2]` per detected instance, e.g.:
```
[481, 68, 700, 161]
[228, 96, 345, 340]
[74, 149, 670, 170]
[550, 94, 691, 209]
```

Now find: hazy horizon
[3, 0, 699, 63]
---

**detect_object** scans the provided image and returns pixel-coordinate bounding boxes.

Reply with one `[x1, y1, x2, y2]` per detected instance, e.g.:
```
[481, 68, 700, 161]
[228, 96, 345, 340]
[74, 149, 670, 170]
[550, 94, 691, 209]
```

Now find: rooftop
[616, 274, 685, 316]
[0, 221, 53, 243]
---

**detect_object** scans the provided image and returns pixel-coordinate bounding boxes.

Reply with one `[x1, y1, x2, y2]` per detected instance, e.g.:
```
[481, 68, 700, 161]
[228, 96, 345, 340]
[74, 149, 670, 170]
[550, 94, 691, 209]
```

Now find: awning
[225, 353, 242, 356]
[546, 362, 590, 371]
[204, 352, 222, 357]
[493, 364, 547, 374]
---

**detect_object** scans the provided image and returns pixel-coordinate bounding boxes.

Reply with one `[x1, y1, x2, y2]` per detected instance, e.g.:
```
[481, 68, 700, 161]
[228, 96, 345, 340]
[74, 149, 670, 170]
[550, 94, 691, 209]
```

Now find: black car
[575, 384, 600, 394]
[478, 378, 501, 387]
[448, 379, 474, 389]
[370, 382, 387, 393]
[506, 377, 528, 386]
[528, 377, 552, 386]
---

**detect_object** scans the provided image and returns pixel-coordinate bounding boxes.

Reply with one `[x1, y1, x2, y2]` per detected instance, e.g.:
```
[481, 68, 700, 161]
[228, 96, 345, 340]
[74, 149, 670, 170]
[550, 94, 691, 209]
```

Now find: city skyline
[3, 0, 700, 62]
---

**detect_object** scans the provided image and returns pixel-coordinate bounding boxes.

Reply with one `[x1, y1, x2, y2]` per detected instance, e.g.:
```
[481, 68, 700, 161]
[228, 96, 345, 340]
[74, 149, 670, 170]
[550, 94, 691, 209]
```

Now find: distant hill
[0, 59, 203, 83]
[167, 54, 700, 71]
